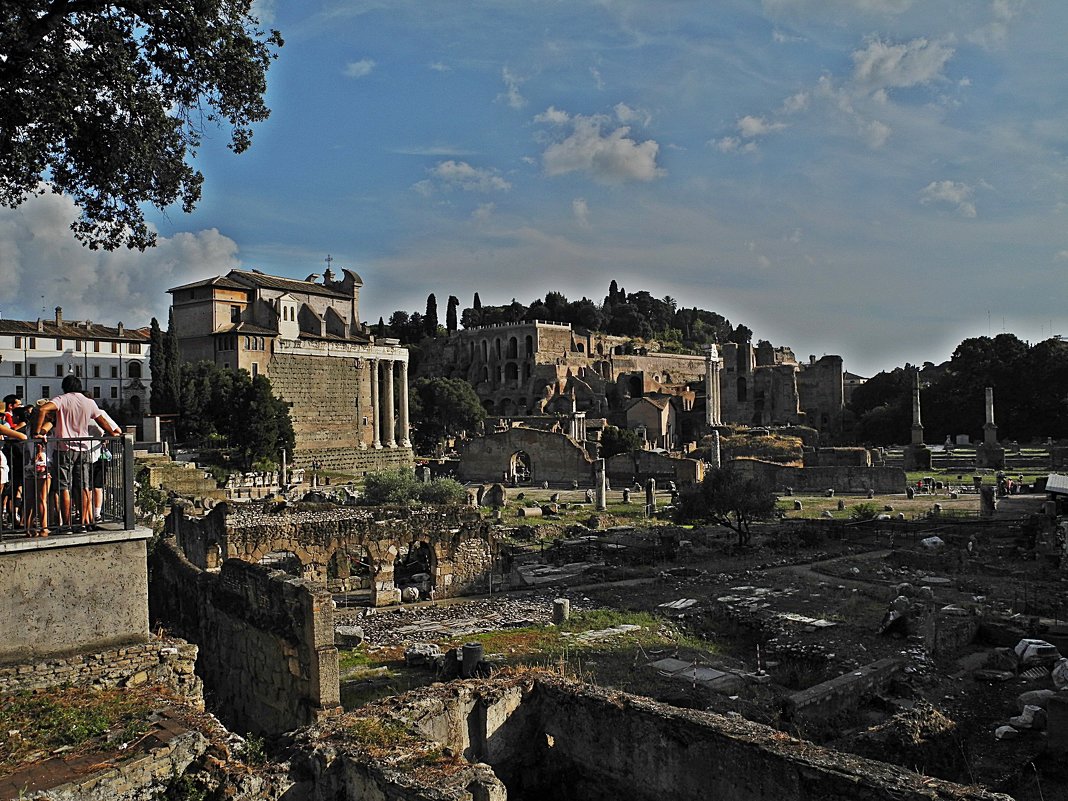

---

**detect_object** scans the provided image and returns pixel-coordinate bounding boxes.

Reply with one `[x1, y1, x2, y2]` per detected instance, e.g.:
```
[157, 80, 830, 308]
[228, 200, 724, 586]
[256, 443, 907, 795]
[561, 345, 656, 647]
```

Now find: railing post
[123, 435, 135, 530]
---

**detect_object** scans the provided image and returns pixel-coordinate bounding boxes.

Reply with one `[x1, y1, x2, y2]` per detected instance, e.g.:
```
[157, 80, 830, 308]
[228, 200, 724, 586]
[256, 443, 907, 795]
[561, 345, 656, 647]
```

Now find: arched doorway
[393, 542, 435, 599]
[258, 550, 303, 577]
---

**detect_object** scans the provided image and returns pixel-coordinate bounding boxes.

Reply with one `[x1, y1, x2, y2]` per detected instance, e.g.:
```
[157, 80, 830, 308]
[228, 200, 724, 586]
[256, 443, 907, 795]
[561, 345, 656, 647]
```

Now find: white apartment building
[0, 307, 151, 414]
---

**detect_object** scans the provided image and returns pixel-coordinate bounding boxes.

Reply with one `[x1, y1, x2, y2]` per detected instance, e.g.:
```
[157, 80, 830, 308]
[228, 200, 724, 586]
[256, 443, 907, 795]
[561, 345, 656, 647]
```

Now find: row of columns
[368, 358, 410, 448]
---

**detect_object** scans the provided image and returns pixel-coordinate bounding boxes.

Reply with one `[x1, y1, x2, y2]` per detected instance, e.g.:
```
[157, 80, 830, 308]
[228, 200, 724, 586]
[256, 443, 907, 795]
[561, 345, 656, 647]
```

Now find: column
[398, 360, 411, 447]
[910, 367, 924, 446]
[370, 359, 381, 448]
[705, 345, 721, 427]
[383, 359, 396, 447]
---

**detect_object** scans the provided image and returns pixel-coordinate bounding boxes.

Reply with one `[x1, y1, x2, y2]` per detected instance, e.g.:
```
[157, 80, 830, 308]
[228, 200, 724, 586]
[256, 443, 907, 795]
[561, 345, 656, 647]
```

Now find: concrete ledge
[0, 526, 153, 554]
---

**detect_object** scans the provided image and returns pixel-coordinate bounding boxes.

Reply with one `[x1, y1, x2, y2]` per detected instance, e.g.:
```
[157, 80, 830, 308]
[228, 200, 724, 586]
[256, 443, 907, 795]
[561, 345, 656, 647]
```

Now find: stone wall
[732, 459, 906, 494]
[170, 503, 498, 606]
[0, 638, 202, 703]
[268, 351, 413, 474]
[606, 450, 703, 486]
[369, 676, 1009, 801]
[0, 529, 153, 664]
[785, 658, 902, 725]
[149, 540, 340, 736]
[458, 427, 593, 484]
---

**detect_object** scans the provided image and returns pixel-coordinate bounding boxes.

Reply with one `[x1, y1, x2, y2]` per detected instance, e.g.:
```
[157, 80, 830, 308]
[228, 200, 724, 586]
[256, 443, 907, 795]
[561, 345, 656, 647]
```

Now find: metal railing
[1, 435, 134, 539]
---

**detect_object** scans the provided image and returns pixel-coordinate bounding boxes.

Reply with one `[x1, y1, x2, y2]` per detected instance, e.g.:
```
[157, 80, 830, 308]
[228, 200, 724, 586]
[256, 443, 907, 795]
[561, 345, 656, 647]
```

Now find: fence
[0, 435, 134, 538]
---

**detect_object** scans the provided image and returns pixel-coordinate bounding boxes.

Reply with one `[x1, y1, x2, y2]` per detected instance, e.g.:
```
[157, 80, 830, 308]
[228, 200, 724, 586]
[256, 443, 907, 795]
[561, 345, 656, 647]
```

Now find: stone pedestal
[975, 442, 1005, 470]
[903, 443, 932, 472]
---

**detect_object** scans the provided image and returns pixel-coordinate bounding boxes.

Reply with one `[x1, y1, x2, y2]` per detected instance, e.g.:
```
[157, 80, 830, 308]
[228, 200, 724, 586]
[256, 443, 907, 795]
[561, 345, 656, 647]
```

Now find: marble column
[984, 386, 998, 445]
[910, 367, 924, 446]
[383, 359, 396, 447]
[370, 359, 381, 448]
[705, 345, 722, 427]
[398, 360, 411, 447]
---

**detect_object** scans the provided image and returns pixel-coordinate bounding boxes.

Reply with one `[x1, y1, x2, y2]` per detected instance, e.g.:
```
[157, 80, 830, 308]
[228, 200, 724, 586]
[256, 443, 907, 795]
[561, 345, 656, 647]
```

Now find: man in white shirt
[34, 375, 122, 530]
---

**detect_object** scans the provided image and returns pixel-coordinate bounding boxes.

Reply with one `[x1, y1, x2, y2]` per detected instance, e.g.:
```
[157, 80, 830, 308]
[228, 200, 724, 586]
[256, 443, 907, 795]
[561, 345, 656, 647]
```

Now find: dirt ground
[339, 487, 1067, 800]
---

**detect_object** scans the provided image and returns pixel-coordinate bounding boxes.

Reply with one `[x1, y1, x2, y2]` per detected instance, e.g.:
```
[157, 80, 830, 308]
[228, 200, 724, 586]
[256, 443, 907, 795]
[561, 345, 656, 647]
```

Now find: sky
[2, 0, 1067, 378]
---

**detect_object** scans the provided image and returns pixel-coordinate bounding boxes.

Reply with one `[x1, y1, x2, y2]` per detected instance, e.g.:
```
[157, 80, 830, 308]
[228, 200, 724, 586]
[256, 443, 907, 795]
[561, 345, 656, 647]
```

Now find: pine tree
[425, 293, 439, 336]
[446, 295, 459, 332]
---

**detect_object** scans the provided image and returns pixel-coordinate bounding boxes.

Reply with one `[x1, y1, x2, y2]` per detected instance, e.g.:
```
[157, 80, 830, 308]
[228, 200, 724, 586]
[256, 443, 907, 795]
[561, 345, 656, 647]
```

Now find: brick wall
[732, 459, 906, 494]
[149, 540, 340, 736]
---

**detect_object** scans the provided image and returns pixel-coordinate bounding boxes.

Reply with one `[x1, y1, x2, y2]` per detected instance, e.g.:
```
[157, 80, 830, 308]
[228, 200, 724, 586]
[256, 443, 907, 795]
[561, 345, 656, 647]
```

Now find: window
[110, 386, 118, 399]
[55, 338, 63, 349]
[92, 386, 100, 398]
[111, 342, 118, 353]
[75, 366, 81, 377]
[129, 343, 142, 354]
[231, 305, 241, 323]
[75, 340, 82, 352]
[28, 363, 37, 377]
[55, 365, 64, 377]
[14, 363, 22, 376]
[94, 341, 100, 352]
[41, 385, 50, 397]
[15, 385, 23, 398]
[128, 362, 142, 379]
[252, 363, 259, 377]
[28, 337, 35, 349]
[14, 336, 22, 348]
[110, 366, 118, 379]
[93, 366, 100, 378]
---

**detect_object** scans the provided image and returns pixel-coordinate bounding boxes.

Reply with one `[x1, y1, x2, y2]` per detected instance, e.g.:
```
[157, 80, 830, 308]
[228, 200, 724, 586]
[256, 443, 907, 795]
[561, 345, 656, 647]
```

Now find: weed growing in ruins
[242, 732, 267, 766]
[0, 686, 153, 773]
[850, 502, 880, 521]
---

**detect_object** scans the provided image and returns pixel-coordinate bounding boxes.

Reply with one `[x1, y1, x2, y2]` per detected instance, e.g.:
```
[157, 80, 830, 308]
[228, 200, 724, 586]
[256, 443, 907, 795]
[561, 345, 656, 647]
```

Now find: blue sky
[2, 0, 1067, 377]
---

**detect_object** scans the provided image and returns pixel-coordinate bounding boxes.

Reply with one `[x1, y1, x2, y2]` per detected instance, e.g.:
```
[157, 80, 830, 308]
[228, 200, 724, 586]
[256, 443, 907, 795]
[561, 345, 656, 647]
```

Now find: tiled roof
[228, 269, 350, 299]
[167, 275, 247, 293]
[0, 319, 149, 341]
[213, 322, 278, 336]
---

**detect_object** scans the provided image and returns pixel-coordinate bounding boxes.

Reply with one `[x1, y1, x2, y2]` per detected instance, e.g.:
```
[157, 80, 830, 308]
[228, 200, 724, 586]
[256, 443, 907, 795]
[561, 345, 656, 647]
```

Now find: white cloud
[862, 119, 892, 148]
[472, 202, 496, 221]
[416, 160, 512, 194]
[534, 106, 570, 125]
[614, 102, 651, 127]
[738, 115, 786, 138]
[572, 198, 591, 228]
[711, 136, 758, 154]
[540, 114, 663, 184]
[968, 0, 1026, 49]
[429, 61, 451, 72]
[1055, 250, 1068, 262]
[781, 91, 809, 114]
[343, 58, 376, 79]
[772, 29, 805, 44]
[0, 191, 239, 325]
[498, 67, 526, 110]
[851, 38, 954, 92]
[919, 180, 977, 217]
[590, 66, 605, 90]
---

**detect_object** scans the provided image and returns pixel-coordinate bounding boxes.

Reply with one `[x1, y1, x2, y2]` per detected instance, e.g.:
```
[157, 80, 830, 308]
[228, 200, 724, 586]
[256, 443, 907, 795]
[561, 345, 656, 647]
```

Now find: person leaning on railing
[0, 410, 28, 531]
[33, 375, 122, 532]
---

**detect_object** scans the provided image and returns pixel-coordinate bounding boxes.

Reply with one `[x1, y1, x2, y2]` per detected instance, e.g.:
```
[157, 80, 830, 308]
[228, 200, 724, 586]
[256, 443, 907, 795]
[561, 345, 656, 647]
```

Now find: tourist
[33, 375, 122, 530]
[0, 402, 27, 529]
[23, 406, 53, 537]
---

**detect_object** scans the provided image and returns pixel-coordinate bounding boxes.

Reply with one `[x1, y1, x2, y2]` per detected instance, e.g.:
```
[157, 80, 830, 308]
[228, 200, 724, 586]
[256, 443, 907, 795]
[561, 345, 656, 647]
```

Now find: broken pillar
[646, 479, 657, 516]
[595, 458, 607, 512]
[553, 598, 570, 625]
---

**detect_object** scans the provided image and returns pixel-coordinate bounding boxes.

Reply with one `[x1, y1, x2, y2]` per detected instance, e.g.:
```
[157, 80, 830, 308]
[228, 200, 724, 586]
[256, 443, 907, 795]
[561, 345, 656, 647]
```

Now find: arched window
[525, 335, 534, 356]
[128, 361, 142, 378]
[507, 337, 518, 358]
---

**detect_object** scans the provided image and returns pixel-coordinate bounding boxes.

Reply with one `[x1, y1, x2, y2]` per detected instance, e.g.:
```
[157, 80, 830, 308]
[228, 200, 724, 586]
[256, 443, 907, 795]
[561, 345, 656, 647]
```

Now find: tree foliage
[600, 425, 643, 458]
[0, 0, 283, 250]
[675, 467, 777, 546]
[173, 361, 292, 466]
[409, 377, 486, 454]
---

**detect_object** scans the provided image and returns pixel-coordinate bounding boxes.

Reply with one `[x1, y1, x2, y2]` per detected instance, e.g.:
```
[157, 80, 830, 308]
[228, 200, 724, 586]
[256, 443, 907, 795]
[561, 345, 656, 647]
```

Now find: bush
[849, 502, 880, 521]
[362, 469, 467, 506]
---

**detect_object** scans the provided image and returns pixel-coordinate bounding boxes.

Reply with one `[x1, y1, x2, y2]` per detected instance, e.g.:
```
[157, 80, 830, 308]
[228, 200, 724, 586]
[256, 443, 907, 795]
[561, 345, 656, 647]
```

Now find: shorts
[56, 450, 89, 491]
[91, 459, 106, 490]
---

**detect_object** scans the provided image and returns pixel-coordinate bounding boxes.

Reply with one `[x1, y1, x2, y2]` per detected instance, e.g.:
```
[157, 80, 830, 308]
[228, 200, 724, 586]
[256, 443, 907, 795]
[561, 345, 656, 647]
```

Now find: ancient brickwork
[606, 450, 703, 486]
[732, 459, 906, 494]
[149, 540, 340, 736]
[458, 427, 593, 485]
[785, 658, 902, 725]
[170, 503, 498, 607]
[796, 355, 845, 438]
[0, 638, 202, 704]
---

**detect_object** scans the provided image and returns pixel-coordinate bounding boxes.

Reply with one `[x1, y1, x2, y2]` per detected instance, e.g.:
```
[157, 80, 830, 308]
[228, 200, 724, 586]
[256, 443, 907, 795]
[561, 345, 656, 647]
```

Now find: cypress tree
[425, 293, 439, 336]
[446, 295, 459, 332]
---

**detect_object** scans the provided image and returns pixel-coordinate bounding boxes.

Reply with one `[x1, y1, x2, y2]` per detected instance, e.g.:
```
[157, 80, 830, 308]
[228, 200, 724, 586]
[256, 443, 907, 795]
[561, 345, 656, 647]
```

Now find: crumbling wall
[784, 658, 902, 725]
[149, 540, 340, 736]
[606, 450, 703, 486]
[0, 638, 202, 703]
[458, 427, 593, 484]
[732, 459, 905, 494]
[364, 676, 1009, 801]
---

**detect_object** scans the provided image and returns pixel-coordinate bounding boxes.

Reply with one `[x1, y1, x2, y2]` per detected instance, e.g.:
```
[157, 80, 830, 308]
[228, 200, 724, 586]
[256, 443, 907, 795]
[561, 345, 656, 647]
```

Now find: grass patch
[0, 686, 154, 773]
[338, 648, 377, 672]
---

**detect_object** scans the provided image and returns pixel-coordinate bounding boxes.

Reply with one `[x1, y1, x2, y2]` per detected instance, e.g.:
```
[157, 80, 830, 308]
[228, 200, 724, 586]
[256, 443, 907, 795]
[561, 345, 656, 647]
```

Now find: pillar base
[976, 443, 1005, 470]
[903, 444, 932, 472]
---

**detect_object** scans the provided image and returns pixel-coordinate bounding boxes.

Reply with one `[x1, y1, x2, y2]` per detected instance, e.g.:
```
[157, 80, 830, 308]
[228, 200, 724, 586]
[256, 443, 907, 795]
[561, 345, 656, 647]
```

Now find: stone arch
[483, 399, 495, 414]
[628, 376, 642, 398]
[258, 549, 303, 577]
[205, 543, 222, 570]
[507, 336, 518, 358]
[393, 541, 436, 600]
[494, 338, 502, 359]
[525, 335, 534, 356]
[505, 362, 519, 383]
[481, 340, 488, 361]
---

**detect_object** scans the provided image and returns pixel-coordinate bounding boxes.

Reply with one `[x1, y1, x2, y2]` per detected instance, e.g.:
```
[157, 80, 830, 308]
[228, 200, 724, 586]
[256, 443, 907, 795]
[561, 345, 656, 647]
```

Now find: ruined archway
[393, 541, 435, 600]
[259, 550, 303, 577]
